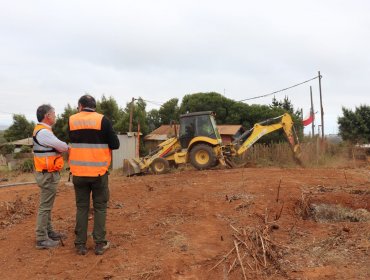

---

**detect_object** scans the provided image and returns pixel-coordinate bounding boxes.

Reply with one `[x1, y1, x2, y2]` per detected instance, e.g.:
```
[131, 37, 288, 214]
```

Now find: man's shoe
[95, 241, 110, 255]
[48, 231, 67, 241]
[36, 239, 59, 249]
[75, 244, 88, 255]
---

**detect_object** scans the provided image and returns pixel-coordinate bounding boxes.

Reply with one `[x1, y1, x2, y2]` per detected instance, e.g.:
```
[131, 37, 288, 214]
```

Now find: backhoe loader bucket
[292, 145, 304, 167]
[123, 159, 142, 177]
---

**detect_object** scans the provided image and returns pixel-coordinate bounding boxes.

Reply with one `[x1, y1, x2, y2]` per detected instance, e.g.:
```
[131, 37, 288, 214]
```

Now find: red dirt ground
[0, 166, 369, 280]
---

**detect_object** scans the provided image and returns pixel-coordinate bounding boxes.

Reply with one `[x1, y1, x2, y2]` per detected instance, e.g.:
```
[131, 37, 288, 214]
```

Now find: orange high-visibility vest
[69, 111, 111, 177]
[33, 124, 64, 172]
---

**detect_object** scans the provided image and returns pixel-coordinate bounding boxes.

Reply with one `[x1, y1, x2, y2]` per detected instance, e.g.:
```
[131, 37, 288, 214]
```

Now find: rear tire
[189, 144, 217, 170]
[150, 158, 170, 174]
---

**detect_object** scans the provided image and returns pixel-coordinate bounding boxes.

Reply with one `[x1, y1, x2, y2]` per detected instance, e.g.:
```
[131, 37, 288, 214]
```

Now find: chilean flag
[302, 112, 314, 126]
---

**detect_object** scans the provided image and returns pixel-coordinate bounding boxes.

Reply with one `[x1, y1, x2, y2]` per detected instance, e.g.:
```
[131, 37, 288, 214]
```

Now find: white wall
[112, 134, 137, 170]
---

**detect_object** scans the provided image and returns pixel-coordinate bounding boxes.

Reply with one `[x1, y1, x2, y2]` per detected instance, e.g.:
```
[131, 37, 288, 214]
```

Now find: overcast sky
[0, 0, 369, 134]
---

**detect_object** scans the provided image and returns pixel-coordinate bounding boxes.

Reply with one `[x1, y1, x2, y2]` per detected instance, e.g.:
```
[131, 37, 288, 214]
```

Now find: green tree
[269, 96, 303, 139]
[222, 101, 250, 125]
[338, 105, 370, 143]
[54, 104, 77, 142]
[177, 92, 303, 144]
[270, 96, 301, 116]
[114, 97, 149, 155]
[147, 109, 161, 131]
[96, 95, 121, 127]
[271, 96, 282, 108]
[4, 114, 35, 141]
[0, 130, 6, 144]
[179, 92, 234, 124]
[159, 98, 179, 125]
[115, 97, 149, 135]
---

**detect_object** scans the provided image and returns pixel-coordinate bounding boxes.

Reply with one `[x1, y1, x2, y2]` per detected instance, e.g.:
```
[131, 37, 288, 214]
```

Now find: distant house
[10, 137, 33, 152]
[217, 125, 245, 144]
[0, 137, 33, 153]
[0, 137, 33, 147]
[144, 125, 179, 152]
[0, 137, 33, 169]
[144, 124, 245, 152]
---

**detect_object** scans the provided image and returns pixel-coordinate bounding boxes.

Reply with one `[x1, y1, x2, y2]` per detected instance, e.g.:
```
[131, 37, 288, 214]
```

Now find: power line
[238, 75, 320, 102]
[141, 99, 163, 106]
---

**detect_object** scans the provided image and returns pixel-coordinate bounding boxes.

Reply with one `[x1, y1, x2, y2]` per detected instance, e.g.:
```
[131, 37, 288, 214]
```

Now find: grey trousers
[35, 171, 60, 241]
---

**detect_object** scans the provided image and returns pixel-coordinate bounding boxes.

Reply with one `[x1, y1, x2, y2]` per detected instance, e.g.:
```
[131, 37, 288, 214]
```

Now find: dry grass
[294, 191, 313, 220]
[310, 203, 370, 222]
[242, 140, 366, 168]
[0, 195, 36, 228]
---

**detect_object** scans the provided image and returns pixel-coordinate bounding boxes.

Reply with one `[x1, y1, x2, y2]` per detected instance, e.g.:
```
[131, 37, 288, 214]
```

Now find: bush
[20, 145, 32, 153]
[0, 144, 15, 155]
[17, 159, 34, 173]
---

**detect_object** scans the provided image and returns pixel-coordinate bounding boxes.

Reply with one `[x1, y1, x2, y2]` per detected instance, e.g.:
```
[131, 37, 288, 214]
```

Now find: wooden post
[316, 129, 320, 164]
[310, 86, 315, 137]
[318, 71, 324, 139]
[136, 121, 140, 158]
[129, 97, 135, 133]
[301, 108, 304, 135]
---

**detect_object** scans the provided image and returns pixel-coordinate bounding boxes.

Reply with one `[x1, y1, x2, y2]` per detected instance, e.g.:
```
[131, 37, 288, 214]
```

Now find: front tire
[150, 158, 170, 174]
[189, 144, 217, 170]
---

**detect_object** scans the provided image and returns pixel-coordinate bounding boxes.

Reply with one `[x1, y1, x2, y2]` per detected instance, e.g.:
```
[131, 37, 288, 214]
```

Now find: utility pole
[129, 97, 135, 133]
[310, 86, 315, 137]
[318, 71, 324, 139]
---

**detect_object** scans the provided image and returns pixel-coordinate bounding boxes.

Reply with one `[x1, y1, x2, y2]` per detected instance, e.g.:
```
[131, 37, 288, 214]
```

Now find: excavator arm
[228, 113, 302, 163]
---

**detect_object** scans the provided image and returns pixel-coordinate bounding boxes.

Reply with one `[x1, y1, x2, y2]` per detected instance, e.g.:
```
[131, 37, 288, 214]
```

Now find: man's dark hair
[78, 94, 97, 109]
[36, 104, 54, 122]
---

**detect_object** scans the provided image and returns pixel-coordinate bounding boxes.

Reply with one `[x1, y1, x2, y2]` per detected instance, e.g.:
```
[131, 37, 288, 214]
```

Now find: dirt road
[0, 167, 369, 279]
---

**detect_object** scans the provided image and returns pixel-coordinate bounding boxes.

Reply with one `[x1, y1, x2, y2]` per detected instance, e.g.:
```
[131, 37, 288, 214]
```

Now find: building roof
[144, 125, 179, 141]
[6, 137, 33, 146]
[144, 124, 244, 141]
[217, 125, 244, 135]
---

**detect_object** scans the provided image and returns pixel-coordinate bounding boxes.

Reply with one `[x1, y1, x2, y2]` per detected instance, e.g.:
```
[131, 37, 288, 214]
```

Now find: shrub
[0, 144, 15, 155]
[17, 159, 34, 173]
[20, 145, 32, 153]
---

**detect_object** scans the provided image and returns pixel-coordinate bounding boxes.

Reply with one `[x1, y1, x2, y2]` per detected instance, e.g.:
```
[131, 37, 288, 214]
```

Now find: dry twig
[259, 234, 267, 267]
[275, 202, 285, 221]
[276, 178, 282, 202]
[208, 245, 238, 271]
[230, 224, 241, 235]
[234, 240, 247, 280]
[344, 170, 349, 187]
[84, 257, 103, 279]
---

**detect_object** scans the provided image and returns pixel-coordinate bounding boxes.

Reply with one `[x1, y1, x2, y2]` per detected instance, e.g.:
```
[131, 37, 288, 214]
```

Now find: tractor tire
[150, 158, 170, 174]
[189, 144, 217, 170]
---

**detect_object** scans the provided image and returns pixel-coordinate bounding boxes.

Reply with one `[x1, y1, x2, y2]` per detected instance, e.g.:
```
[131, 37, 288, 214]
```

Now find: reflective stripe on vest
[70, 143, 109, 149]
[69, 112, 111, 177]
[34, 152, 59, 157]
[69, 111, 102, 131]
[69, 160, 108, 167]
[33, 124, 64, 172]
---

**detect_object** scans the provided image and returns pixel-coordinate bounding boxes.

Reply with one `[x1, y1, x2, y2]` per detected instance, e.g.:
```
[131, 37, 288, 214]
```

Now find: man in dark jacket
[68, 94, 120, 255]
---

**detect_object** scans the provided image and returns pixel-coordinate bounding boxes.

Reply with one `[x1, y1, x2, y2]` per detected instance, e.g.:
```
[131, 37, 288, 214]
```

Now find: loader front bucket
[123, 159, 142, 177]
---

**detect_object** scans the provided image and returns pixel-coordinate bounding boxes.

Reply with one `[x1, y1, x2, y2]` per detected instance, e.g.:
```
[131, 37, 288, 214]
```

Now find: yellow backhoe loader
[123, 111, 301, 176]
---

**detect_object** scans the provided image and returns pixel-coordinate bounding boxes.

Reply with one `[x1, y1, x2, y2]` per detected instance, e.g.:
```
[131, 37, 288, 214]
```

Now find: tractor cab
[178, 111, 221, 148]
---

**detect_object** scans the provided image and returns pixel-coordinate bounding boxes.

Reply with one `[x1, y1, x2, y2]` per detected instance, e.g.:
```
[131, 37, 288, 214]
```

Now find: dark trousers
[73, 173, 109, 245]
